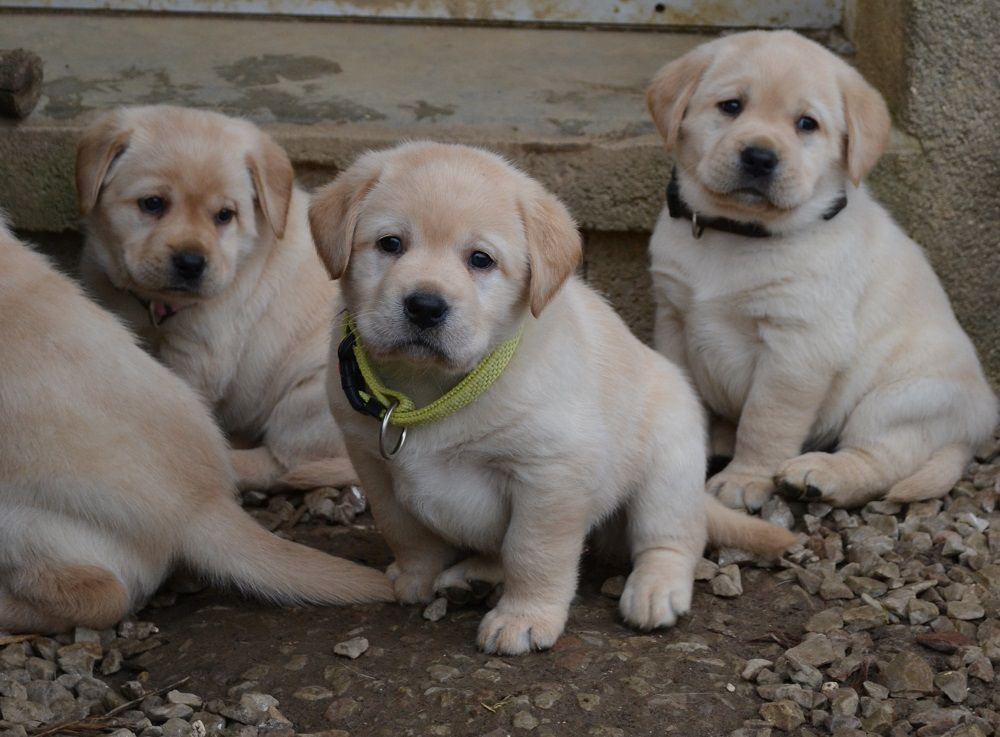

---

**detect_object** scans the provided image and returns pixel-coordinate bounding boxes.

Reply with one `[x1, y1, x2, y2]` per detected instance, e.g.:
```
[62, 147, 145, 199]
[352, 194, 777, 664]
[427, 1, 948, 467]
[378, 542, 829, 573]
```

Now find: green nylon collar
[340, 314, 523, 428]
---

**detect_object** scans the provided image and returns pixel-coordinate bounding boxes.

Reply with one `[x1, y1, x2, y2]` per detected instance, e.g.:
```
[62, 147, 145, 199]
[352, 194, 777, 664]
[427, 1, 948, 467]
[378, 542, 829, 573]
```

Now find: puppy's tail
[885, 444, 969, 503]
[277, 457, 360, 491]
[182, 497, 393, 605]
[705, 496, 797, 556]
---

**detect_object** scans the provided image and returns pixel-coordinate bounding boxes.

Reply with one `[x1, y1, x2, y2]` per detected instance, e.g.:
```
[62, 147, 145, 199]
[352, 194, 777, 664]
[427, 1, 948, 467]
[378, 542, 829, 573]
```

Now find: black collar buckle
[338, 329, 385, 421]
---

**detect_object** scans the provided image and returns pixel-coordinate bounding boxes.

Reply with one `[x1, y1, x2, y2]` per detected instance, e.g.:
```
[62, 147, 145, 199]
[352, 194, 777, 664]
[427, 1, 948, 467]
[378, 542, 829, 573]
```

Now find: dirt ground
[119, 516, 811, 737]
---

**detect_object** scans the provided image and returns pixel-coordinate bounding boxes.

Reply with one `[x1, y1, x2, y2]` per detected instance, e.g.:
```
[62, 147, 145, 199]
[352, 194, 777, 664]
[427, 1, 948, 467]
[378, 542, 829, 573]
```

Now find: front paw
[775, 452, 860, 507]
[707, 467, 775, 511]
[476, 602, 567, 655]
[620, 550, 695, 630]
[434, 556, 504, 606]
[386, 561, 442, 605]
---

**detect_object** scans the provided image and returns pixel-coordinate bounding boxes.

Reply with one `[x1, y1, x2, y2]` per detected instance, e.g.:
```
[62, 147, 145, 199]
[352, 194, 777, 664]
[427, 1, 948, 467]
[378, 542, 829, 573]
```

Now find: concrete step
[0, 11, 921, 236]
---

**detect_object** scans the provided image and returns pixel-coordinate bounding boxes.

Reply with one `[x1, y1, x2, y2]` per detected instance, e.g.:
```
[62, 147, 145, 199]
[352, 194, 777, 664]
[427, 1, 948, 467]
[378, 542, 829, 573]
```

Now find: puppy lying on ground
[0, 218, 392, 634]
[646, 31, 997, 510]
[77, 105, 357, 495]
[309, 142, 795, 655]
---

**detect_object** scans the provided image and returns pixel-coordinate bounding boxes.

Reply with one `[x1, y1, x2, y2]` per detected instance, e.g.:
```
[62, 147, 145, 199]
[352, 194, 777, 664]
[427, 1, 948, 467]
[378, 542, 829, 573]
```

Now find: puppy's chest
[666, 249, 809, 415]
[392, 455, 511, 553]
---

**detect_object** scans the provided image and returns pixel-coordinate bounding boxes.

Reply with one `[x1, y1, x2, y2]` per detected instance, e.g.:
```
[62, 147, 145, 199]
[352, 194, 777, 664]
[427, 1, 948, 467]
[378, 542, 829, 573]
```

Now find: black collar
[665, 169, 847, 239]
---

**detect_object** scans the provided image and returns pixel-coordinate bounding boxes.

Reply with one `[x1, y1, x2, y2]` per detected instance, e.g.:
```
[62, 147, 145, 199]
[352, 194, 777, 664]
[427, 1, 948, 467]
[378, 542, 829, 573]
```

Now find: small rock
[427, 665, 459, 682]
[533, 689, 562, 710]
[56, 642, 102, 676]
[576, 693, 600, 712]
[167, 691, 204, 708]
[694, 558, 719, 581]
[512, 711, 539, 730]
[423, 598, 448, 622]
[0, 697, 54, 725]
[711, 565, 743, 598]
[741, 659, 773, 682]
[967, 654, 994, 681]
[333, 637, 369, 660]
[881, 652, 935, 695]
[907, 598, 939, 625]
[162, 718, 193, 737]
[785, 635, 836, 667]
[820, 576, 855, 601]
[147, 703, 194, 723]
[805, 608, 844, 634]
[761, 496, 794, 530]
[933, 670, 968, 703]
[101, 648, 124, 676]
[861, 681, 889, 700]
[829, 688, 859, 717]
[759, 700, 805, 731]
[947, 599, 985, 621]
[292, 686, 333, 702]
[118, 622, 158, 640]
[24, 657, 56, 681]
[600, 576, 626, 599]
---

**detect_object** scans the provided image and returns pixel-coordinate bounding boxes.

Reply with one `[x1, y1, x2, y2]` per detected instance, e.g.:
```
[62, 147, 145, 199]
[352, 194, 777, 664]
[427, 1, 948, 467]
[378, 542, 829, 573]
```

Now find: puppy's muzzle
[403, 291, 450, 330]
[170, 250, 207, 286]
[740, 146, 779, 179]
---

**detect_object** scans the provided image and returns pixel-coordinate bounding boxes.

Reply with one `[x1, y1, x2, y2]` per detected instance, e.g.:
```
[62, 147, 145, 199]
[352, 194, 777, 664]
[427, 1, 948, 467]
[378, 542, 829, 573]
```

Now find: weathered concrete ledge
[0, 11, 921, 235]
[1, 10, 989, 384]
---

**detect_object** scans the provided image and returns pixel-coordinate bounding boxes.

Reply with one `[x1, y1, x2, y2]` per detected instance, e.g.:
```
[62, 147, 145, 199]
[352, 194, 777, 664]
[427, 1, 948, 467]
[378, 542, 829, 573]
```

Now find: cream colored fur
[646, 31, 997, 509]
[309, 142, 795, 656]
[77, 105, 357, 494]
[0, 218, 392, 633]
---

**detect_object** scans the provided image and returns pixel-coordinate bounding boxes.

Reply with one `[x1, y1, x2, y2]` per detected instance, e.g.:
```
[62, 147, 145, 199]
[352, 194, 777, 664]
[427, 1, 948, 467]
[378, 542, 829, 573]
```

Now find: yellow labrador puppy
[0, 218, 391, 634]
[309, 142, 795, 655]
[77, 105, 357, 495]
[646, 31, 997, 510]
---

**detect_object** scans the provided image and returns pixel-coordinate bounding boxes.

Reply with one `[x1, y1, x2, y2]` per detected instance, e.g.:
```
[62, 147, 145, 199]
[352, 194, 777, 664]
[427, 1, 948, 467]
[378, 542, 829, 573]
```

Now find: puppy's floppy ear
[839, 67, 891, 186]
[519, 181, 582, 318]
[247, 132, 295, 240]
[646, 44, 713, 152]
[75, 111, 131, 216]
[309, 152, 384, 280]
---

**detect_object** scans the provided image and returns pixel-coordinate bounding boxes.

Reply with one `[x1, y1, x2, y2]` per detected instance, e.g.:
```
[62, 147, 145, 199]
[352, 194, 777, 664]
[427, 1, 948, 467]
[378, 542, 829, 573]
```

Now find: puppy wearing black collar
[647, 30, 996, 510]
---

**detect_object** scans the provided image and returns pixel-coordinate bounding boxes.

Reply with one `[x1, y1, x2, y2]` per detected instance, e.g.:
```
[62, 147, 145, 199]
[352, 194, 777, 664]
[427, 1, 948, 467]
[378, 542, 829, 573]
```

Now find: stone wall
[847, 0, 1000, 387]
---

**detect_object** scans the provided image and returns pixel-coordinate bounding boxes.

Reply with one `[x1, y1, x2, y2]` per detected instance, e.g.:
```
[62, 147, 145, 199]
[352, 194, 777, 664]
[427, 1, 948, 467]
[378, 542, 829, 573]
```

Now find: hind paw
[775, 453, 857, 507]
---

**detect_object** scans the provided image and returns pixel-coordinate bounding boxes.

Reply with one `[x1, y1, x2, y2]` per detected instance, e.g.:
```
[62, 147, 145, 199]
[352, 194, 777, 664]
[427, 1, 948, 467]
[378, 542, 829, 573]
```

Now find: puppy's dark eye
[797, 115, 819, 132]
[469, 251, 495, 270]
[138, 196, 165, 215]
[215, 208, 235, 225]
[377, 235, 403, 254]
[718, 99, 742, 116]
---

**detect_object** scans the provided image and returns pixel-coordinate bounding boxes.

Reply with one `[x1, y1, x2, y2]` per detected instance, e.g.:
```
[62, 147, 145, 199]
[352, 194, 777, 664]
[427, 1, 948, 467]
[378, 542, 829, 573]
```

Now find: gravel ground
[1, 433, 997, 737]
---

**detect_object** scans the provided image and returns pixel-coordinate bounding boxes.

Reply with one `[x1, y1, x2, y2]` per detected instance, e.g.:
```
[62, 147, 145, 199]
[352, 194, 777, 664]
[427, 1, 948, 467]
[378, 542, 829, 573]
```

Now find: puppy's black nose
[740, 146, 779, 177]
[171, 251, 207, 282]
[404, 292, 449, 330]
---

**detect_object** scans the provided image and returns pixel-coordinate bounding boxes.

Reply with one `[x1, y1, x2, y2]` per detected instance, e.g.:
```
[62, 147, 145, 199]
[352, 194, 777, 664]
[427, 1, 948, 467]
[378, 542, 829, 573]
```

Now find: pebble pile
[0, 437, 996, 737]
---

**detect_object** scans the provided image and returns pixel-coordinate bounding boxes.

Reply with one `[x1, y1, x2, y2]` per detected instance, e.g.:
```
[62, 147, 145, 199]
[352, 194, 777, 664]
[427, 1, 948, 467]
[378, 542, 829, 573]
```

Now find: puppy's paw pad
[619, 569, 694, 631]
[476, 606, 565, 656]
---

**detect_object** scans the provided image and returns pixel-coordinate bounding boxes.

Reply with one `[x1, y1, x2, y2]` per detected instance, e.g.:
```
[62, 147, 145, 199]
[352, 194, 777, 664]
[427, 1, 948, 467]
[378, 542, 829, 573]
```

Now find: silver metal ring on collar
[691, 212, 705, 239]
[379, 400, 408, 460]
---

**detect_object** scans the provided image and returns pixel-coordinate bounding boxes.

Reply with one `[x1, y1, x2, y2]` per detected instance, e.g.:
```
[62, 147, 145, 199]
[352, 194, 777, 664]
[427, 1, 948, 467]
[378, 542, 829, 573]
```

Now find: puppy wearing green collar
[310, 142, 795, 656]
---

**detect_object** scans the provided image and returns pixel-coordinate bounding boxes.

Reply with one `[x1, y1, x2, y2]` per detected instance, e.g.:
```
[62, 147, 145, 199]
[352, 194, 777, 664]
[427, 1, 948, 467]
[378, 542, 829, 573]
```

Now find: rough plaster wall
[850, 0, 1000, 387]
